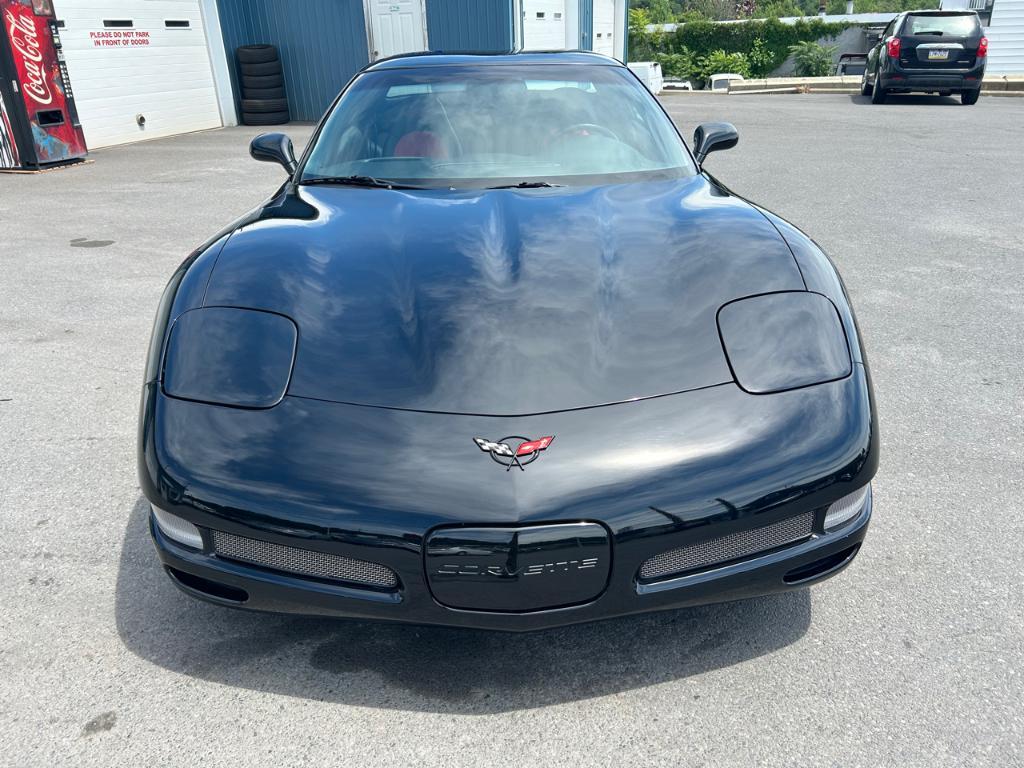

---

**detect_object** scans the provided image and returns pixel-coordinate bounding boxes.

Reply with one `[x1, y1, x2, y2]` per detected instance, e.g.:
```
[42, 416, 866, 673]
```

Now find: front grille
[211, 530, 399, 589]
[639, 511, 815, 582]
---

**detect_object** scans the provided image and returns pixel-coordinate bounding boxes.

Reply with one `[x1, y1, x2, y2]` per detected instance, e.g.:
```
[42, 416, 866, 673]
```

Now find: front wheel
[860, 70, 873, 96]
[961, 89, 980, 105]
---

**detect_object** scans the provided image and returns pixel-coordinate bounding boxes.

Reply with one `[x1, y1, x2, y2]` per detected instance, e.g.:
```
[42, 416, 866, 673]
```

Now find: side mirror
[692, 122, 739, 167]
[250, 133, 296, 174]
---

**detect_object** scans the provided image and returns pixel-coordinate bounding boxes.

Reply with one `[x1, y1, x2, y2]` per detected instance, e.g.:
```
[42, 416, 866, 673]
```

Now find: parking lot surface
[1, 93, 1022, 767]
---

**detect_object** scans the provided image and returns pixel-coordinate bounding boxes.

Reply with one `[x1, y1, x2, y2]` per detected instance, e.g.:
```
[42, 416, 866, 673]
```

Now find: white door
[367, 0, 427, 61]
[54, 0, 222, 149]
[593, 0, 616, 57]
[521, 0, 566, 50]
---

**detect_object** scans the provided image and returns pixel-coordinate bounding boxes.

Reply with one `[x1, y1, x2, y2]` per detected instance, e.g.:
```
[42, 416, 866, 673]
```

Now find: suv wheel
[860, 70, 873, 96]
[961, 89, 980, 105]
[870, 71, 886, 104]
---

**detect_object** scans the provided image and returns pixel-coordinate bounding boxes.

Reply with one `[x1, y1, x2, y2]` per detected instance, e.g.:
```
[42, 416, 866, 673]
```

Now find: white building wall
[986, 0, 1024, 74]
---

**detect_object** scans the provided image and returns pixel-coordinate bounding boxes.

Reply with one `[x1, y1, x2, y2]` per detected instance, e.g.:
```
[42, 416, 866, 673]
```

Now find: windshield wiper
[485, 181, 565, 189]
[299, 175, 426, 190]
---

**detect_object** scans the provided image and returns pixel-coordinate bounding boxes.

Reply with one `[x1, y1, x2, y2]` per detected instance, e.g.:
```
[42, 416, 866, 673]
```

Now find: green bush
[696, 49, 752, 81]
[628, 17, 851, 78]
[787, 40, 837, 76]
[652, 47, 697, 79]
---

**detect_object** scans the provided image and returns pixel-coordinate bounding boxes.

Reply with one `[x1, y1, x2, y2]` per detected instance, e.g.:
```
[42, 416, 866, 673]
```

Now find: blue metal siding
[578, 0, 593, 50]
[216, 0, 369, 123]
[425, 0, 514, 52]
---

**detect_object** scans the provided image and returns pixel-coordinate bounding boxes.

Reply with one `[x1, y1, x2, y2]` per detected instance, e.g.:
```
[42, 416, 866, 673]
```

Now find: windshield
[300, 63, 694, 188]
[903, 13, 979, 36]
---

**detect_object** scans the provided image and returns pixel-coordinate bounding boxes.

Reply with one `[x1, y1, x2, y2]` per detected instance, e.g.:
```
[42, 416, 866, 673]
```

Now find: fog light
[824, 484, 871, 532]
[152, 505, 204, 549]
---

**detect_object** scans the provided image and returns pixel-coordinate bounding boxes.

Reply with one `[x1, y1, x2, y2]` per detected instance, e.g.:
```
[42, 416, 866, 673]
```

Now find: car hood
[203, 176, 804, 415]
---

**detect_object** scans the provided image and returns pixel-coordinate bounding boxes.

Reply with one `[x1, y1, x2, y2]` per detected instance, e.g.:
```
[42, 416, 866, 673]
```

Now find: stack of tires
[236, 45, 290, 126]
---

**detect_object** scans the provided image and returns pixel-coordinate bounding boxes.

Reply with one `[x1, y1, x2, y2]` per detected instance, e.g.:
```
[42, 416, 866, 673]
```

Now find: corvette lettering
[473, 435, 554, 471]
[436, 558, 599, 577]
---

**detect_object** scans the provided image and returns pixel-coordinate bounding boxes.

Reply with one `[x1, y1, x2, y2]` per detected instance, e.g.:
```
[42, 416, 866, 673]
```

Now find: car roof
[363, 50, 622, 72]
[899, 8, 979, 14]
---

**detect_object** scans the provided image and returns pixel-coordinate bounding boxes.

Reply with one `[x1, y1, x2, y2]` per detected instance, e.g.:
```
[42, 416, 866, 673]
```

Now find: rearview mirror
[692, 122, 739, 166]
[250, 133, 296, 175]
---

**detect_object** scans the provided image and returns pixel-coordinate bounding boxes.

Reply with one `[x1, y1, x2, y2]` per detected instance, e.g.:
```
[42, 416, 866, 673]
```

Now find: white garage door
[54, 0, 222, 148]
[593, 0, 615, 57]
[522, 0, 566, 50]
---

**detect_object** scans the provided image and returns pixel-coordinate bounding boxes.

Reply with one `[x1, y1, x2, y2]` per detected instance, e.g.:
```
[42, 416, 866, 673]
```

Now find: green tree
[787, 40, 837, 75]
[629, 7, 652, 33]
[759, 0, 804, 17]
[826, 0, 938, 11]
[678, 9, 712, 22]
[648, 0, 675, 22]
[748, 37, 776, 76]
[687, 0, 736, 20]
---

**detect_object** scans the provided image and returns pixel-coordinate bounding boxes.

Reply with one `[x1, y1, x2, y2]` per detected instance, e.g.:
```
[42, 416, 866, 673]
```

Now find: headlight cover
[162, 306, 297, 408]
[717, 291, 852, 394]
[151, 504, 204, 549]
[824, 484, 871, 531]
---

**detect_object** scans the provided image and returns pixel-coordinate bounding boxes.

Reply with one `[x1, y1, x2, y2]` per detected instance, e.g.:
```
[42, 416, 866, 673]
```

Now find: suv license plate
[928, 50, 950, 60]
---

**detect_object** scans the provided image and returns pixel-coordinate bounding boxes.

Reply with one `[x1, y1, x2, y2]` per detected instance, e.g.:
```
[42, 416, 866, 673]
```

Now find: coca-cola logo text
[5, 9, 53, 106]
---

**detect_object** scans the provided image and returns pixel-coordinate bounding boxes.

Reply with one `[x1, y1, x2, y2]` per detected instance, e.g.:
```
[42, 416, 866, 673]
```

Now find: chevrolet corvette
[138, 51, 878, 630]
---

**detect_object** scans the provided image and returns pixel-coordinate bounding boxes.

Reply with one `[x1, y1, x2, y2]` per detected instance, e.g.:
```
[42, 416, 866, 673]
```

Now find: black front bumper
[140, 364, 878, 632]
[151, 497, 871, 631]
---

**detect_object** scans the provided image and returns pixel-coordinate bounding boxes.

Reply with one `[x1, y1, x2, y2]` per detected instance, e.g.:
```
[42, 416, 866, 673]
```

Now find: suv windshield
[300, 63, 694, 188]
[902, 13, 979, 36]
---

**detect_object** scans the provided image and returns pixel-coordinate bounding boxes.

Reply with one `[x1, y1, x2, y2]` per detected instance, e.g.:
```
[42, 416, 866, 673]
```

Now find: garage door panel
[522, 0, 566, 50]
[70, 91, 219, 121]
[594, 0, 615, 57]
[55, 0, 223, 148]
[66, 61, 219, 86]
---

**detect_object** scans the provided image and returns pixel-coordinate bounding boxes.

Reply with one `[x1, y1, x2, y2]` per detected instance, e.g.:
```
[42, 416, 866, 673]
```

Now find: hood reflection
[202, 177, 804, 416]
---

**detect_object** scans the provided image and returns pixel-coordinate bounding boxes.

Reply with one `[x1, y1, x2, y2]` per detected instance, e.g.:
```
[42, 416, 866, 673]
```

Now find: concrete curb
[982, 75, 1024, 91]
[720, 74, 1024, 95]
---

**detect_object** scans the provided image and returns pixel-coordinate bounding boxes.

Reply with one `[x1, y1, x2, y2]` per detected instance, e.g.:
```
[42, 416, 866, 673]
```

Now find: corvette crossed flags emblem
[473, 436, 555, 471]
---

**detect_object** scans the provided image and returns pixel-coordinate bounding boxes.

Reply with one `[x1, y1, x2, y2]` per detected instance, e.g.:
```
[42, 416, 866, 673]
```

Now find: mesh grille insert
[211, 531, 399, 589]
[639, 511, 815, 581]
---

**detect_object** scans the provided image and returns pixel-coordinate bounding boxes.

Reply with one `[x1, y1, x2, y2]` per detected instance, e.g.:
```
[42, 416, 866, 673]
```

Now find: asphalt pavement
[1, 92, 1022, 766]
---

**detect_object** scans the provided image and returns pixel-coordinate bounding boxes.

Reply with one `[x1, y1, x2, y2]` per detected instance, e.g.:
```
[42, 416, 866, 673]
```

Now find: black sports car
[139, 51, 877, 631]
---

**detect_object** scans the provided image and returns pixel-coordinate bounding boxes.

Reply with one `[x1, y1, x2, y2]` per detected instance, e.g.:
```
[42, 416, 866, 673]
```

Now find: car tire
[870, 73, 886, 104]
[239, 60, 282, 77]
[241, 73, 284, 90]
[241, 86, 286, 100]
[241, 110, 290, 126]
[241, 98, 290, 114]
[236, 45, 279, 65]
[860, 70, 873, 96]
[961, 89, 980, 105]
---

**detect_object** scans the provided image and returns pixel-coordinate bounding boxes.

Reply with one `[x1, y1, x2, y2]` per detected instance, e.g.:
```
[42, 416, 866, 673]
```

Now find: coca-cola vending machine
[0, 0, 87, 169]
